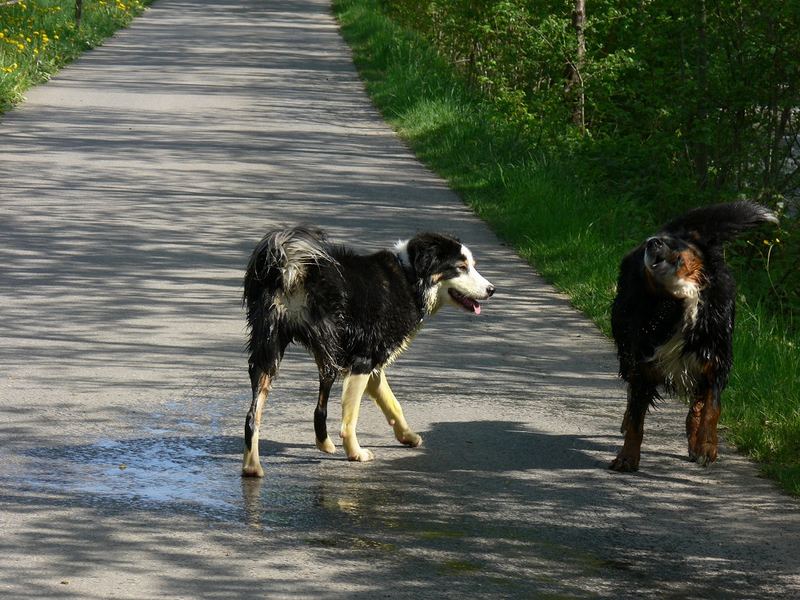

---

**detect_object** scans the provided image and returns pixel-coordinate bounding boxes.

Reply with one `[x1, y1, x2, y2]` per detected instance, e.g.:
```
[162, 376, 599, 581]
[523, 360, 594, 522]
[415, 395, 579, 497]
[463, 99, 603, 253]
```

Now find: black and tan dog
[609, 202, 778, 472]
[241, 226, 495, 477]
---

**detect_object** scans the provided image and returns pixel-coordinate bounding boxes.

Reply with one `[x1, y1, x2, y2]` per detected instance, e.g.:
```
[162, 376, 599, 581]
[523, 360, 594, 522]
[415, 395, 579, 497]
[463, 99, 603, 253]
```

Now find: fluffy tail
[243, 226, 334, 359]
[244, 226, 332, 301]
[661, 201, 778, 244]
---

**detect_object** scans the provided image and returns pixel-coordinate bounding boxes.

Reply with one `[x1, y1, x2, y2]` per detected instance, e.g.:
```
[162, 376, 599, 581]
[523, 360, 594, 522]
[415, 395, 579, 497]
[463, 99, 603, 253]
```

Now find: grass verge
[333, 0, 800, 494]
[0, 0, 149, 113]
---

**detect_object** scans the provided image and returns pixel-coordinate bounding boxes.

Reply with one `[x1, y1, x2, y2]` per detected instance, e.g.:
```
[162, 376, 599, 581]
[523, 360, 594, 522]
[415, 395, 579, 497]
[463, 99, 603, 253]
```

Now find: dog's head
[397, 233, 495, 315]
[642, 235, 705, 299]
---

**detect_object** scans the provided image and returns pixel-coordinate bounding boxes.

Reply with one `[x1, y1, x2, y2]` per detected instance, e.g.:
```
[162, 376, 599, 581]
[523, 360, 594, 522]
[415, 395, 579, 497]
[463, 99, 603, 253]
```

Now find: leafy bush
[383, 0, 800, 330]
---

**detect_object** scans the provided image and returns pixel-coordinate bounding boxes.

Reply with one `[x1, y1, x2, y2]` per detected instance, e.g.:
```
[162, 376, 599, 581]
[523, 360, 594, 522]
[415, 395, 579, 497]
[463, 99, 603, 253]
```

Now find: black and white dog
[241, 227, 495, 477]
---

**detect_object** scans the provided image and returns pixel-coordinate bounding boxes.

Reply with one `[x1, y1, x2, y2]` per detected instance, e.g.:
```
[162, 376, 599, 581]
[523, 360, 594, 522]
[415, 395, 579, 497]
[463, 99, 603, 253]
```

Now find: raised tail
[244, 226, 332, 303]
[661, 201, 778, 244]
[243, 226, 334, 359]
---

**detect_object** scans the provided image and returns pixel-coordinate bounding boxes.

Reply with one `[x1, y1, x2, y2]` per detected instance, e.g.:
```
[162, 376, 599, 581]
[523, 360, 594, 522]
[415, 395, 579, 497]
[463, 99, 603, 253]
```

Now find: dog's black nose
[486, 285, 496, 297]
[646, 237, 664, 252]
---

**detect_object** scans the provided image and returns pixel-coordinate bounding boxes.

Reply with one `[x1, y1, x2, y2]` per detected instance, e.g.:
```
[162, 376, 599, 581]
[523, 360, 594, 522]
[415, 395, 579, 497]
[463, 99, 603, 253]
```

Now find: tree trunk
[565, 0, 586, 133]
[694, 0, 710, 188]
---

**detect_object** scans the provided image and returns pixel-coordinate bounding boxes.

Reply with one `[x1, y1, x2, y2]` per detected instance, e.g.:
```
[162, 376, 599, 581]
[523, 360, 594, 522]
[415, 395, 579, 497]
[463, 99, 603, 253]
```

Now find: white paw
[316, 436, 337, 454]
[241, 462, 265, 478]
[347, 448, 375, 462]
[397, 431, 422, 448]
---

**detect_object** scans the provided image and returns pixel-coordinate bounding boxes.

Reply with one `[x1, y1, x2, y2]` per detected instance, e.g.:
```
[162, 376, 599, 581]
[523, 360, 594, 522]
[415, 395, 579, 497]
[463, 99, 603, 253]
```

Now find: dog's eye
[457, 265, 468, 273]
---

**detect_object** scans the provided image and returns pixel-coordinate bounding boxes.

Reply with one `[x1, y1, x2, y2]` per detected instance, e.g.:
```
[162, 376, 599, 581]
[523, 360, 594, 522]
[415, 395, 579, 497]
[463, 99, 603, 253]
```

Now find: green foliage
[0, 0, 149, 112]
[334, 0, 800, 494]
[385, 0, 800, 206]
[382, 0, 800, 349]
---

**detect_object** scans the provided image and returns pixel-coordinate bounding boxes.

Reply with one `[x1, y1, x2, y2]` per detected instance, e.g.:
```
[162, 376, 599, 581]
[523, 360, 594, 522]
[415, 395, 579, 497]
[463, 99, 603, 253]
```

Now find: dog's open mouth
[448, 289, 481, 315]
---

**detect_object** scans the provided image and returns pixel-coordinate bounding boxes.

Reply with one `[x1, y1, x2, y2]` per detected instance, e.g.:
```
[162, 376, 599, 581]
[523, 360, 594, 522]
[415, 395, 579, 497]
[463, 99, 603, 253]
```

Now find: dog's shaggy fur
[609, 201, 778, 472]
[241, 226, 495, 477]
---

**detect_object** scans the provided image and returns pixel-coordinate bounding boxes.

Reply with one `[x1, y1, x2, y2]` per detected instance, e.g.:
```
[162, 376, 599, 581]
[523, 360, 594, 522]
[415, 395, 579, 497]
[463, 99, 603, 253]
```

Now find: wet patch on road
[4, 434, 324, 527]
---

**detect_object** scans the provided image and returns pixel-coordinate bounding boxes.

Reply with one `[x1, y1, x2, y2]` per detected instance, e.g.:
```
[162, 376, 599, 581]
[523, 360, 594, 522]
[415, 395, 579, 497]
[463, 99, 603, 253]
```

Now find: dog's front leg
[688, 381, 720, 466]
[314, 368, 338, 454]
[610, 382, 652, 472]
[340, 373, 374, 462]
[367, 370, 422, 448]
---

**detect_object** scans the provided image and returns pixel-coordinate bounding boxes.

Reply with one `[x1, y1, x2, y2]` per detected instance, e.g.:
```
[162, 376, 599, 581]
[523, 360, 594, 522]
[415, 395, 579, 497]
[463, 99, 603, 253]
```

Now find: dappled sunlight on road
[1, 0, 799, 598]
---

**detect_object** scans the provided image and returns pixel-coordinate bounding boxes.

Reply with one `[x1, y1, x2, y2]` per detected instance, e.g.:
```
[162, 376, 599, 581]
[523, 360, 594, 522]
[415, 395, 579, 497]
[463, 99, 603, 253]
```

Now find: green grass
[333, 0, 800, 494]
[0, 0, 149, 112]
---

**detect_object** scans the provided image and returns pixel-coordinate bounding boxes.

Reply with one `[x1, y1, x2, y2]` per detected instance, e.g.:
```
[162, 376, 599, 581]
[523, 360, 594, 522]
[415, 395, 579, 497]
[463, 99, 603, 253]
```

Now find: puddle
[5, 435, 319, 527]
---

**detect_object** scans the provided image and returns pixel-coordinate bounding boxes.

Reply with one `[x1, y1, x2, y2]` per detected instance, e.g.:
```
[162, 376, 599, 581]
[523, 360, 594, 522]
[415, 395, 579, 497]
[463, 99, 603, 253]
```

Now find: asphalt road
[1, 0, 798, 597]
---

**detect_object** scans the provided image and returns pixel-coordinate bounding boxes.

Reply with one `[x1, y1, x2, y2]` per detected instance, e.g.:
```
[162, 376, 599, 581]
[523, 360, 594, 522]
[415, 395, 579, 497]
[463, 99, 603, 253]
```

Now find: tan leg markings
[609, 386, 645, 472]
[340, 373, 374, 462]
[691, 387, 720, 466]
[610, 409, 643, 472]
[242, 374, 269, 478]
[367, 370, 422, 448]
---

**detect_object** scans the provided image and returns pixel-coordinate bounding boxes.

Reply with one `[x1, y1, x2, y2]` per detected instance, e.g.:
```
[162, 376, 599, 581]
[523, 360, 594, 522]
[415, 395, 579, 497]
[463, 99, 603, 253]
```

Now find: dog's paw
[242, 450, 265, 478]
[347, 448, 375, 462]
[688, 441, 718, 466]
[316, 436, 337, 454]
[241, 463, 265, 478]
[397, 431, 422, 448]
[609, 452, 639, 472]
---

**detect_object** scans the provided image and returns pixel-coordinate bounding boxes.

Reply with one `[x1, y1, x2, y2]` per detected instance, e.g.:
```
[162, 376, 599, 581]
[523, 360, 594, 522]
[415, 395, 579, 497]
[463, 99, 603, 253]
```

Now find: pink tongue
[473, 303, 481, 315]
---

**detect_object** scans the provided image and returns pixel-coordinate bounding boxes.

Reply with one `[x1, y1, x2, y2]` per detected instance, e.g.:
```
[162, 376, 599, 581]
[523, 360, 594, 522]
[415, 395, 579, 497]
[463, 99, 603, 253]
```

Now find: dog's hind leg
[340, 373, 374, 462]
[242, 336, 288, 478]
[610, 381, 654, 472]
[367, 370, 422, 448]
[242, 365, 270, 477]
[314, 366, 338, 454]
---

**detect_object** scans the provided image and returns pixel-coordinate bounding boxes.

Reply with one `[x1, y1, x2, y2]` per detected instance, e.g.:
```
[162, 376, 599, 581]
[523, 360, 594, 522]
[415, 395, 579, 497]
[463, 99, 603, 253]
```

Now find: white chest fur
[650, 292, 703, 397]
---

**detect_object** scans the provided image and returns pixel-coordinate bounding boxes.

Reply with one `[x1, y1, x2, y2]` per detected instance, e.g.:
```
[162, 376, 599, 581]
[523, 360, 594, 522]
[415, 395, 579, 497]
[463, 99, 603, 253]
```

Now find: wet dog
[241, 227, 495, 477]
[609, 202, 777, 472]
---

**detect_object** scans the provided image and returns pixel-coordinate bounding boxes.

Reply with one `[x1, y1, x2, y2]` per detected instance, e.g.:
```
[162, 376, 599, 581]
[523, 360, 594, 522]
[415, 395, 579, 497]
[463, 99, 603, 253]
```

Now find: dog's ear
[407, 238, 435, 279]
